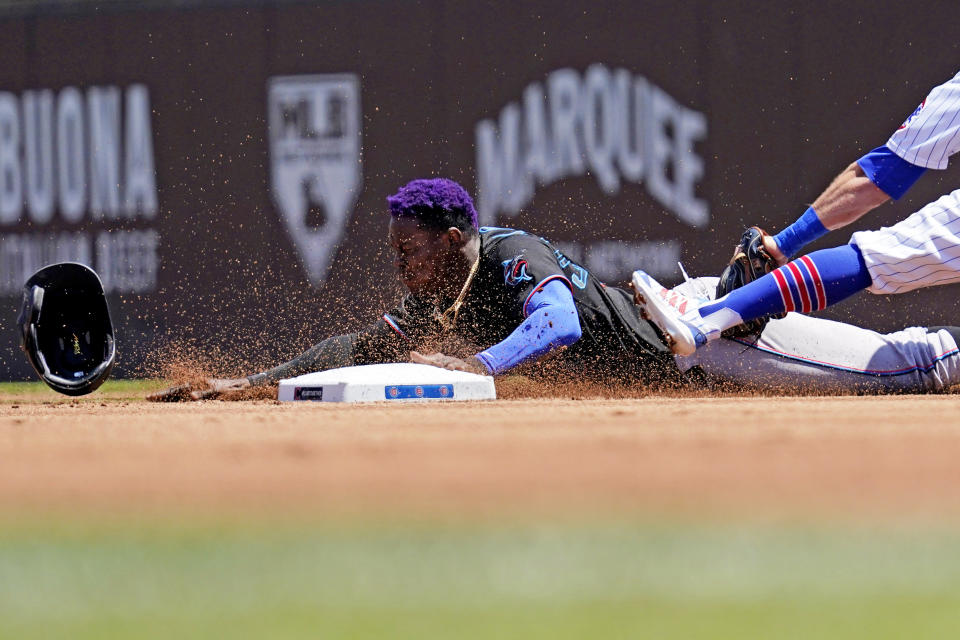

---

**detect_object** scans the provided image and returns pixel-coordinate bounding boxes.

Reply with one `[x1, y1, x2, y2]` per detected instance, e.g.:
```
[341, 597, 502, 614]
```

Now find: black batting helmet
[18, 263, 116, 396]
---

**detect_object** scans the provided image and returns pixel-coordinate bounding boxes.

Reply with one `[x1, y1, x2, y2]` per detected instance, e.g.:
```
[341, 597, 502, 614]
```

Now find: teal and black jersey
[356, 227, 675, 381]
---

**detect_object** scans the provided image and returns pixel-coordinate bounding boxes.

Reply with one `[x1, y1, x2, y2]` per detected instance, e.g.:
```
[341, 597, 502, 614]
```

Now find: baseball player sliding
[154, 178, 960, 401]
[635, 69, 960, 356]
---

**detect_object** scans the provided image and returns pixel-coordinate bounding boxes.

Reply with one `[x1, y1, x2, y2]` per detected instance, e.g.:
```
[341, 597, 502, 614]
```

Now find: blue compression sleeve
[772, 206, 829, 258]
[475, 279, 582, 375]
[696, 244, 873, 322]
[856, 145, 927, 200]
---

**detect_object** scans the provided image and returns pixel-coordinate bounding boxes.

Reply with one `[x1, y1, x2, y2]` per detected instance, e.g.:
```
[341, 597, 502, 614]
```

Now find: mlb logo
[267, 75, 362, 285]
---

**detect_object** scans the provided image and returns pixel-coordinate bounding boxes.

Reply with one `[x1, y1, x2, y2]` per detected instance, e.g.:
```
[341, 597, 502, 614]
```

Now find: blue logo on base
[385, 384, 454, 400]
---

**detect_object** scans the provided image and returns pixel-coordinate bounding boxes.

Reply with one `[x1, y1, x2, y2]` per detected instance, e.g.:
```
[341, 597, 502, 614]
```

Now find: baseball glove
[715, 227, 784, 338]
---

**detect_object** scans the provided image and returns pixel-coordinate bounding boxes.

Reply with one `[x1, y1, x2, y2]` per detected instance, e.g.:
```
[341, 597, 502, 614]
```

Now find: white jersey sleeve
[886, 70, 960, 170]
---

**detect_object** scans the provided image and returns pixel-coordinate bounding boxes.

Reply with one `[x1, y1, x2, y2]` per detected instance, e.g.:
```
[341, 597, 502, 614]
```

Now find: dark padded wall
[1, 1, 958, 379]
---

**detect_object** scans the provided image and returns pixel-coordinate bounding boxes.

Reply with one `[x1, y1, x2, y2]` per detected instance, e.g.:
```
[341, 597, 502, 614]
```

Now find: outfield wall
[1, 0, 958, 379]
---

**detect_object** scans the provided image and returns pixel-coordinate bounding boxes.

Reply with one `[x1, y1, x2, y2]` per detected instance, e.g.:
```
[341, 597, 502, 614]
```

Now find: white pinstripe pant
[852, 188, 960, 294]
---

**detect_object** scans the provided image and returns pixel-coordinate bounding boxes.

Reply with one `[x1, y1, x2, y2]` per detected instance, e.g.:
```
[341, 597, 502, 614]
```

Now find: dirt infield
[3, 392, 960, 524]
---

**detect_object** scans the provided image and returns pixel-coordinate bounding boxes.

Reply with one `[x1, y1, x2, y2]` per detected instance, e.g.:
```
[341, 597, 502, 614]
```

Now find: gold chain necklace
[435, 255, 481, 332]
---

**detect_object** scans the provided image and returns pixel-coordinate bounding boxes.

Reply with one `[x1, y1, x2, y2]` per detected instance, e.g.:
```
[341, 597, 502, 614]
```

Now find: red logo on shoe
[659, 288, 688, 314]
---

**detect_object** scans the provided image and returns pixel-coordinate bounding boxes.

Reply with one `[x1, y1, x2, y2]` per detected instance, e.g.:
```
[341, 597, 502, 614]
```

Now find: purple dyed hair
[387, 178, 479, 230]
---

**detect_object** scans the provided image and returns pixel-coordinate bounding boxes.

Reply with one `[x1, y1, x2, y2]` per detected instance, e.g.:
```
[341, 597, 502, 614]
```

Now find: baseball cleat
[630, 270, 707, 356]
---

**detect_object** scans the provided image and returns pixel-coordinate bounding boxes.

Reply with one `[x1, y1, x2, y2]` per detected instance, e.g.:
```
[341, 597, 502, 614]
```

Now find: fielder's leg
[672, 277, 960, 393]
[676, 246, 872, 349]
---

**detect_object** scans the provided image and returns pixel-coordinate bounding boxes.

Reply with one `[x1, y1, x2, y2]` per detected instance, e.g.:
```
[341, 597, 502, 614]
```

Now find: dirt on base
[2, 393, 960, 525]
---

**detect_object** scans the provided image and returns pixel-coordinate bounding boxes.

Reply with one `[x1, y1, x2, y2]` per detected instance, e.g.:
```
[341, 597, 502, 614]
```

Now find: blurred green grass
[0, 379, 165, 402]
[1, 520, 959, 639]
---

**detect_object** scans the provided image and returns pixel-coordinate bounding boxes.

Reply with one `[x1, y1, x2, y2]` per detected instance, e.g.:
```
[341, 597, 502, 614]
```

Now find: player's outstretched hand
[410, 350, 487, 374]
[194, 378, 251, 400]
[147, 377, 251, 402]
[759, 228, 787, 266]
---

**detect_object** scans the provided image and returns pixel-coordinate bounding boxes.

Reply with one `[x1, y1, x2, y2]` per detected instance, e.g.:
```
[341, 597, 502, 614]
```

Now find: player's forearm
[474, 301, 581, 375]
[810, 162, 891, 229]
[247, 334, 357, 386]
[772, 163, 890, 260]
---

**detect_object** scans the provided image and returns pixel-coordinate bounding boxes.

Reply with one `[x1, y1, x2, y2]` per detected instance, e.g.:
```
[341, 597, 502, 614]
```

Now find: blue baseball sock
[690, 244, 873, 334]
